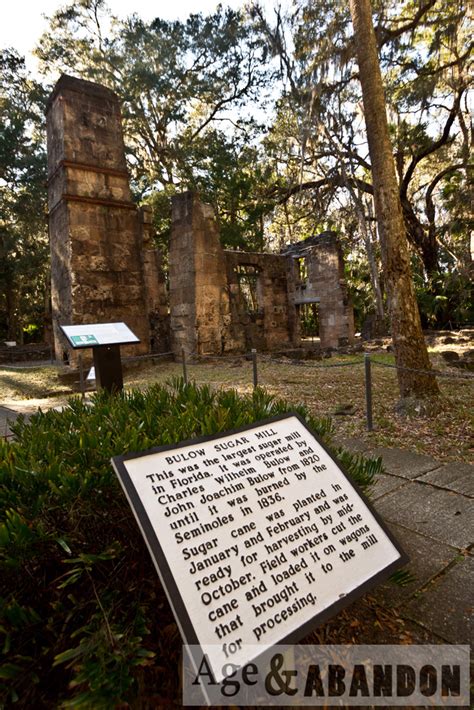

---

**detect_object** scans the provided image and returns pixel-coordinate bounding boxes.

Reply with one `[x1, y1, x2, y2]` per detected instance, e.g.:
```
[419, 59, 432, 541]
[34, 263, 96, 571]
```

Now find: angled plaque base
[93, 344, 123, 393]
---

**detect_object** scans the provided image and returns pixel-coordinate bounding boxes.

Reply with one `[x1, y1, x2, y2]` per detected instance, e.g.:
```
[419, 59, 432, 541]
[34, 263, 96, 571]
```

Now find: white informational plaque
[60, 322, 140, 348]
[111, 414, 407, 681]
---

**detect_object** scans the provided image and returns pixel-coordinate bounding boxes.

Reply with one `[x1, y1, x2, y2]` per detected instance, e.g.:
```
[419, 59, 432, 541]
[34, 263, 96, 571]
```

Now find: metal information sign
[60, 322, 140, 348]
[112, 414, 407, 681]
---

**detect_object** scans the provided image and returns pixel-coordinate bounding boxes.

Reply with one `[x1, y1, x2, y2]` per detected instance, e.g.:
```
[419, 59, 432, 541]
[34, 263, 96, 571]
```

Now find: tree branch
[425, 163, 468, 238]
[400, 89, 464, 197]
[188, 58, 256, 141]
[377, 0, 437, 46]
[269, 174, 373, 204]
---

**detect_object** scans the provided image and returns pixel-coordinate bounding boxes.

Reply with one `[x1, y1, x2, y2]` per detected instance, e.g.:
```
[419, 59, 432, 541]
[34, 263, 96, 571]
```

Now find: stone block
[374, 480, 473, 549]
[403, 556, 473, 645]
[369, 448, 441, 479]
[370, 473, 410, 501]
[376, 521, 460, 609]
[418, 463, 474, 496]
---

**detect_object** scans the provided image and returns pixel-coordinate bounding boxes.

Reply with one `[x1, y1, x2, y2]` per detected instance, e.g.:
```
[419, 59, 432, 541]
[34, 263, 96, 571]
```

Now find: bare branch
[269, 174, 373, 204]
[376, 0, 437, 46]
[400, 89, 465, 197]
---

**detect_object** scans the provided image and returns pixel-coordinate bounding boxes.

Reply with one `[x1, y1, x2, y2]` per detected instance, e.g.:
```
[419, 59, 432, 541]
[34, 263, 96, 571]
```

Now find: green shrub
[414, 270, 474, 329]
[0, 380, 379, 708]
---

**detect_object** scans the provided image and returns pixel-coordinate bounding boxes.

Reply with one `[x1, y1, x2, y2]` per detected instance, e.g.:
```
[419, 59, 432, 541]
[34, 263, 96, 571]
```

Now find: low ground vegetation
[1, 336, 471, 706]
[2, 336, 472, 463]
[0, 381, 382, 708]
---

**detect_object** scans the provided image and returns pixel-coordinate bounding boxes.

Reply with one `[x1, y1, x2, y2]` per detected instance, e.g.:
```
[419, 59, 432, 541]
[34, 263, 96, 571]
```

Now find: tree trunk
[401, 195, 439, 276]
[352, 193, 385, 322]
[364, 227, 385, 322]
[365, 200, 385, 322]
[5, 281, 20, 342]
[348, 0, 439, 398]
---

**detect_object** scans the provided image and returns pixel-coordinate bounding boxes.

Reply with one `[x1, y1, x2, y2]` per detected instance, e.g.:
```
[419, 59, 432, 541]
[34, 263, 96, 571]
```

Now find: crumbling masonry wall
[169, 193, 228, 355]
[224, 251, 294, 351]
[170, 194, 354, 354]
[46, 75, 168, 363]
[284, 234, 355, 348]
[169, 194, 295, 355]
[47, 75, 353, 362]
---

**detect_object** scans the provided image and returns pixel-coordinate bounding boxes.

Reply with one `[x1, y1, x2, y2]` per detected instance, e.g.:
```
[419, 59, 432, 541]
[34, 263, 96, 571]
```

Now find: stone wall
[169, 193, 228, 355]
[139, 206, 169, 352]
[284, 234, 355, 348]
[224, 251, 294, 351]
[47, 75, 168, 363]
[168, 194, 354, 354]
[169, 194, 296, 355]
[48, 75, 353, 362]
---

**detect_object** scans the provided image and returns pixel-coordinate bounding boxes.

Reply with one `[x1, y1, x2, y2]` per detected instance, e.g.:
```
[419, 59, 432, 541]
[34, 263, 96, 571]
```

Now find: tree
[348, 0, 438, 398]
[35, 0, 273, 247]
[0, 50, 48, 342]
[254, 0, 472, 277]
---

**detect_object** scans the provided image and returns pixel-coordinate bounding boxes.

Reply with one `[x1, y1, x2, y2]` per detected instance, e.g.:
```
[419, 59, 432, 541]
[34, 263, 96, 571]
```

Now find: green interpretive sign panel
[70, 334, 99, 346]
[60, 322, 139, 349]
[60, 322, 140, 394]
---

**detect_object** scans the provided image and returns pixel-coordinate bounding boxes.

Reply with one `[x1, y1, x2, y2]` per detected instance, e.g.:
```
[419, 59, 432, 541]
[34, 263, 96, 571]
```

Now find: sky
[1, 0, 251, 66]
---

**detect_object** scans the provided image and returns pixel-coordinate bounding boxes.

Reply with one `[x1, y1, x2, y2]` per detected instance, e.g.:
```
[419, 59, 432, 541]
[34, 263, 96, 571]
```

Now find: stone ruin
[47, 75, 354, 364]
[46, 76, 168, 365]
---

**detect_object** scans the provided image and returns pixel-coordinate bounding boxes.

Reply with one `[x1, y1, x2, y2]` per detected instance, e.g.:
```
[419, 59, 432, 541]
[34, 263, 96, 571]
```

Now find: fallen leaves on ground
[1, 348, 472, 462]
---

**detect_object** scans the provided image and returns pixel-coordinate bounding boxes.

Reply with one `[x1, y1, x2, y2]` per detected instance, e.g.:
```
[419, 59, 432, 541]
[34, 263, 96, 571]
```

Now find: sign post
[93, 344, 123, 392]
[60, 322, 140, 394]
[112, 414, 408, 682]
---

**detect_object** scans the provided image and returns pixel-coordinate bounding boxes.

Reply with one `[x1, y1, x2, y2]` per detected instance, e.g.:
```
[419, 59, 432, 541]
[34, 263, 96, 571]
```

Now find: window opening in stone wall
[299, 302, 320, 341]
[297, 257, 308, 286]
[235, 265, 260, 314]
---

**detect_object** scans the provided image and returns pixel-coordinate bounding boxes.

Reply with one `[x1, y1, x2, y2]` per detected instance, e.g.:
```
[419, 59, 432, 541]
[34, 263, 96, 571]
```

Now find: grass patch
[1, 353, 472, 463]
[0, 365, 69, 401]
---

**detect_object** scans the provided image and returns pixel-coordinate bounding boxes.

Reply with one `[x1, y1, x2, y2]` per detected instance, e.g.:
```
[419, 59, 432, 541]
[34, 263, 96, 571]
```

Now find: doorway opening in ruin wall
[298, 302, 320, 343]
[294, 255, 320, 345]
[234, 264, 262, 318]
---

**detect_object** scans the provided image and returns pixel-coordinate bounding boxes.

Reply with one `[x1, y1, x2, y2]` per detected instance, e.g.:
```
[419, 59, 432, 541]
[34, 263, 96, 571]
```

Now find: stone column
[139, 206, 170, 352]
[306, 236, 355, 348]
[169, 193, 227, 355]
[46, 75, 151, 363]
